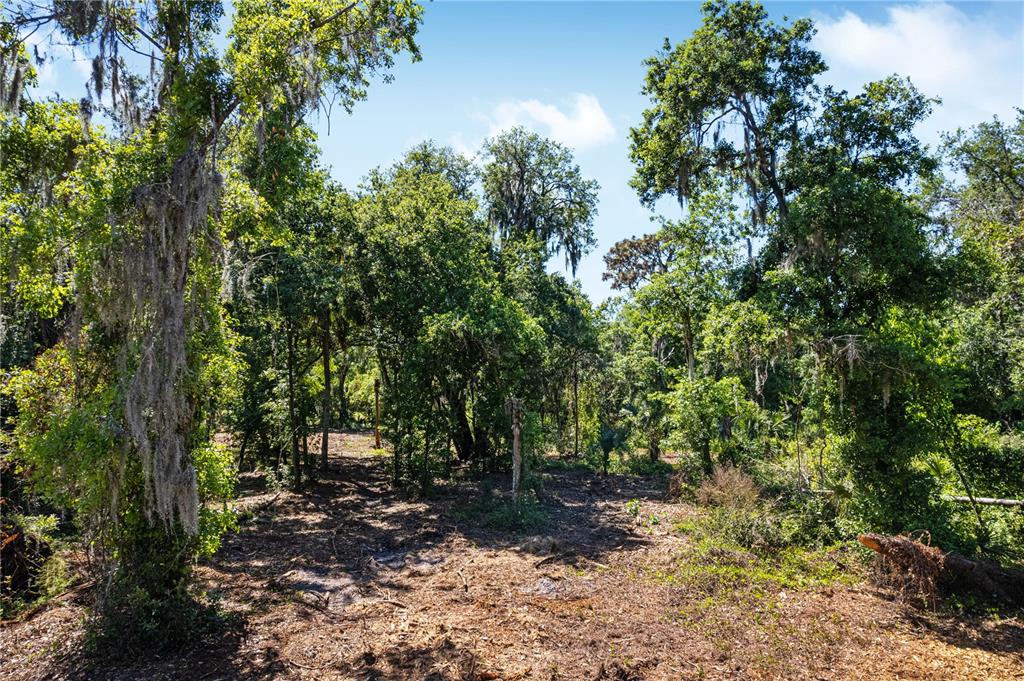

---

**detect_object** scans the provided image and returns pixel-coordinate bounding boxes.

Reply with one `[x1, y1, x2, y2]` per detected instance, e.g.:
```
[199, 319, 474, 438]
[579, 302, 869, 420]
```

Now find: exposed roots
[860, 533, 945, 608]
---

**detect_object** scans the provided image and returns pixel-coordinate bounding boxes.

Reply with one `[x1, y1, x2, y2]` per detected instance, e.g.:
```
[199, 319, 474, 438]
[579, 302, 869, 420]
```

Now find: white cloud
[448, 131, 476, 158]
[485, 93, 616, 150]
[813, 3, 1023, 142]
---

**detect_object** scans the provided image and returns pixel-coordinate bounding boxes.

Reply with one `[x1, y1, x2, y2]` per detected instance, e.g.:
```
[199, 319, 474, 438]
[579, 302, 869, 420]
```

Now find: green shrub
[457, 488, 547, 533]
[6, 341, 238, 648]
[0, 513, 69, 617]
[258, 460, 294, 492]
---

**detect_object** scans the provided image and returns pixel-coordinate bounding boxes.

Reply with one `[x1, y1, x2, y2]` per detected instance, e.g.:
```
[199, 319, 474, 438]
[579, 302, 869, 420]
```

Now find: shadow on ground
[8, 431, 1021, 680]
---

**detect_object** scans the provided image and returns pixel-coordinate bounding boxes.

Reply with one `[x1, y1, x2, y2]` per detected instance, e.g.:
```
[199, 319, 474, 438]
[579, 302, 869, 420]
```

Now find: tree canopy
[2, 0, 1022, 653]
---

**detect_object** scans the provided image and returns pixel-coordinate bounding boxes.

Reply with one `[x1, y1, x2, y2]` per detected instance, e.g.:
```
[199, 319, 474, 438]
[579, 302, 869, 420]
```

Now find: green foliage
[630, 0, 824, 210]
[0, 513, 69, 618]
[608, 0, 1024, 558]
[482, 127, 599, 274]
[3, 0, 1023, 653]
[653, 539, 857, 595]
[612, 451, 674, 477]
[457, 488, 547, 533]
[669, 377, 758, 472]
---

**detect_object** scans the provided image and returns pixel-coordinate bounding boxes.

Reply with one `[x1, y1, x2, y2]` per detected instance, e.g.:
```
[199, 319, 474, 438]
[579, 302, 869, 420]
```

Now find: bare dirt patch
[2, 431, 1021, 680]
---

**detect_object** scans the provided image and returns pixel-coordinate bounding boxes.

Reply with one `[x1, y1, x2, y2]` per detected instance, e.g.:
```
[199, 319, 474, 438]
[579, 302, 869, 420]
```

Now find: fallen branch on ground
[944, 495, 1024, 507]
[2, 580, 96, 623]
[266, 569, 297, 589]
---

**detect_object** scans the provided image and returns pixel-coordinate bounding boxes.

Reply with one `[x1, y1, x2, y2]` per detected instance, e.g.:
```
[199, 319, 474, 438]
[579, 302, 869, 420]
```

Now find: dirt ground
[2, 431, 1022, 680]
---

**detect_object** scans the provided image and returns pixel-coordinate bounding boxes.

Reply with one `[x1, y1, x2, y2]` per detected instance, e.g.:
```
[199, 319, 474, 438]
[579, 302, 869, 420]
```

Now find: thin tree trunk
[237, 430, 250, 472]
[509, 397, 523, 504]
[573, 360, 580, 458]
[286, 323, 300, 488]
[336, 360, 349, 426]
[320, 311, 332, 472]
[302, 431, 309, 476]
[684, 315, 695, 380]
[374, 377, 382, 449]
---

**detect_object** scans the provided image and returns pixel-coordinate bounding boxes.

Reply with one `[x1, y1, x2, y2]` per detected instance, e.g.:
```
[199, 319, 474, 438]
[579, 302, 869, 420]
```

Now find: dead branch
[945, 496, 1024, 507]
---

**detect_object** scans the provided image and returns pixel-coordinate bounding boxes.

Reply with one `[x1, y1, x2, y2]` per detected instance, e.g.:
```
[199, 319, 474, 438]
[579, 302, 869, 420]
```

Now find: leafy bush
[0, 513, 69, 617]
[680, 464, 847, 551]
[258, 461, 294, 492]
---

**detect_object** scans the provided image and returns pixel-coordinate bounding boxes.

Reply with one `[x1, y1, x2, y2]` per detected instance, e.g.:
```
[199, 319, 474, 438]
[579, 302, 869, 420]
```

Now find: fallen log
[945, 495, 1024, 507]
[858, 533, 1024, 607]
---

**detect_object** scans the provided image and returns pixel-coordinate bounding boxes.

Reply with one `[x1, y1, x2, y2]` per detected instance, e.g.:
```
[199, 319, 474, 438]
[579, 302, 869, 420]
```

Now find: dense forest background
[1, 0, 1022, 652]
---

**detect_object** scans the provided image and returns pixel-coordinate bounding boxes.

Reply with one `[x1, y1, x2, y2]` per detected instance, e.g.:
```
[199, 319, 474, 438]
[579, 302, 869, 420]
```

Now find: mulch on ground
[2, 431, 1021, 680]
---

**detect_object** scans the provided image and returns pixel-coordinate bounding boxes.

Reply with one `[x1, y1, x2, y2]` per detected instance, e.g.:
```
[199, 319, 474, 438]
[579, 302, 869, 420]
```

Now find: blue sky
[316, 1, 1024, 300]
[28, 1, 1024, 300]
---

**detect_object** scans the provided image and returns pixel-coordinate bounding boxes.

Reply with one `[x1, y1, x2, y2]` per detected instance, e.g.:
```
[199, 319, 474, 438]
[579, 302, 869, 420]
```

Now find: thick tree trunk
[473, 423, 492, 467]
[319, 311, 332, 472]
[451, 395, 475, 462]
[859, 533, 1024, 607]
[648, 438, 660, 462]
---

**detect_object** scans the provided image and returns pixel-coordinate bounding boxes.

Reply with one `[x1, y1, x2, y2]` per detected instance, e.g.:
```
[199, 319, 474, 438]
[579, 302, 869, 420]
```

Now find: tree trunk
[374, 377, 382, 449]
[859, 533, 1024, 607]
[681, 310, 695, 380]
[648, 438, 660, 463]
[473, 423, 491, 466]
[237, 430, 250, 472]
[319, 311, 332, 472]
[336, 360, 349, 426]
[451, 395, 475, 462]
[573, 360, 580, 458]
[701, 441, 713, 475]
[286, 323, 300, 488]
[509, 397, 523, 504]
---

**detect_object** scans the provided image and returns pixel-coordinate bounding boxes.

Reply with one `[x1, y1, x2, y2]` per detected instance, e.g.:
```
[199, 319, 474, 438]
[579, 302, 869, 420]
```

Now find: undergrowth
[0, 513, 71, 619]
[653, 539, 859, 594]
[455, 488, 547, 532]
[658, 465, 862, 599]
[540, 449, 673, 477]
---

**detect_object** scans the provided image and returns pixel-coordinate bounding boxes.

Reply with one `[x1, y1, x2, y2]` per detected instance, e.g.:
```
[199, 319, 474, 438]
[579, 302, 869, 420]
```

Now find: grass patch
[653, 539, 858, 595]
[454, 489, 547, 533]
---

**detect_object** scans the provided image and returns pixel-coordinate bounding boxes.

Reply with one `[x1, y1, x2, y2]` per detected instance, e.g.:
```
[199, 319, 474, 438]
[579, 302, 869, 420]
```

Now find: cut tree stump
[858, 533, 1024, 607]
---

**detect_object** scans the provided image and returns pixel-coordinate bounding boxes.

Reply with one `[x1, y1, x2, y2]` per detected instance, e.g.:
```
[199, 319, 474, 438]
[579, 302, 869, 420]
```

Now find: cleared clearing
[2, 432, 1021, 680]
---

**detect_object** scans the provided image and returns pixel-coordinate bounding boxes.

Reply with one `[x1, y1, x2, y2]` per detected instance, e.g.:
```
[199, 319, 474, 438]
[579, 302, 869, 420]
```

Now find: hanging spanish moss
[96, 150, 222, 533]
[0, 43, 28, 114]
